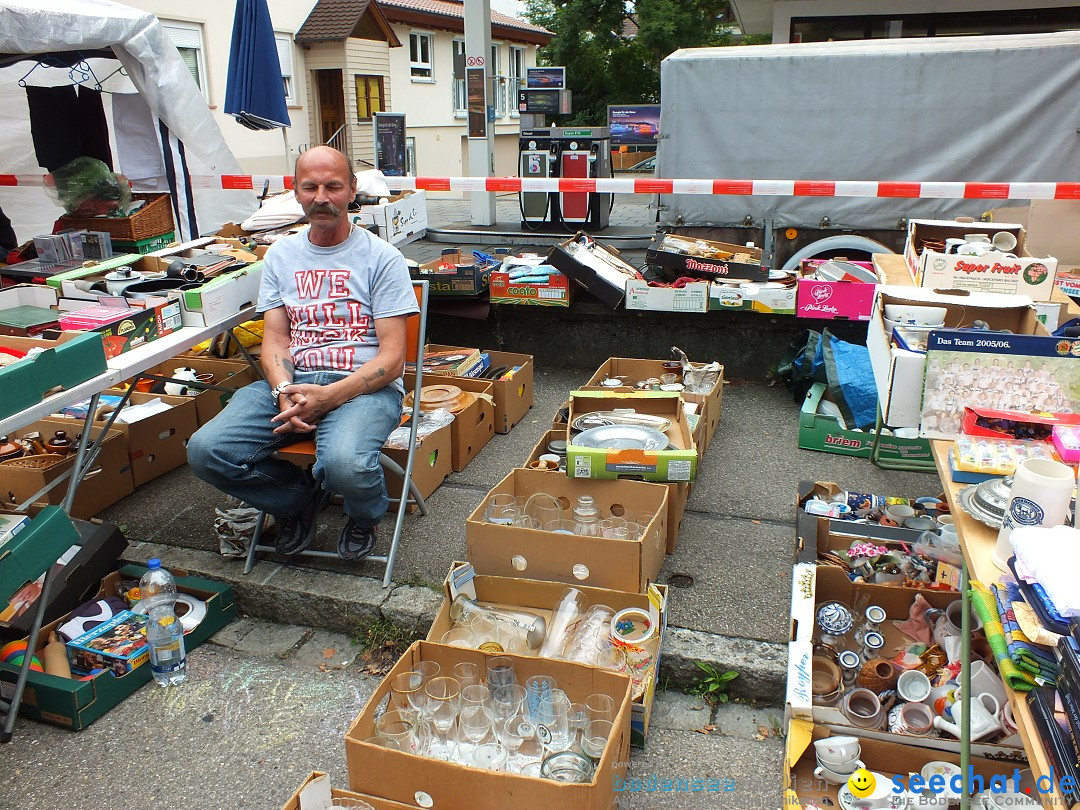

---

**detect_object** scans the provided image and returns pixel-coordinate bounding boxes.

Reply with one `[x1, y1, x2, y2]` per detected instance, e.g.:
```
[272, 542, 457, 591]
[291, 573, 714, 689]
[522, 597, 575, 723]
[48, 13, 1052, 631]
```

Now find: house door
[315, 69, 346, 155]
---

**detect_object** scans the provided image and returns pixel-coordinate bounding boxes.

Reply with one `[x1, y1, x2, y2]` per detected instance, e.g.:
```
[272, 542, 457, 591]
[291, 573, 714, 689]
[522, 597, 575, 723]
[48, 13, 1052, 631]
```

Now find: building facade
[123, 0, 550, 177]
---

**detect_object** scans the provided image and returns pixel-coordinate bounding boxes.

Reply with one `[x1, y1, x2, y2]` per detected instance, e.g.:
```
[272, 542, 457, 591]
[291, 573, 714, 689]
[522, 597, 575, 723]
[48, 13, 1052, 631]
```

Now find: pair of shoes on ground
[275, 476, 377, 561]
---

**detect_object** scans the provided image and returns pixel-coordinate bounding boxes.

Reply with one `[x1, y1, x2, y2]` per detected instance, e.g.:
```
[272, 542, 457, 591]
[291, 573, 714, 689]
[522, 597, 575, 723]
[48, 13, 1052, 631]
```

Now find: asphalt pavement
[0, 195, 943, 808]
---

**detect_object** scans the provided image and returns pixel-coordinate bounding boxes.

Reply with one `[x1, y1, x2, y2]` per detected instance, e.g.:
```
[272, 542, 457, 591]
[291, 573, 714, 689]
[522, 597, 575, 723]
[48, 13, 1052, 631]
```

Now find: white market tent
[0, 0, 256, 245]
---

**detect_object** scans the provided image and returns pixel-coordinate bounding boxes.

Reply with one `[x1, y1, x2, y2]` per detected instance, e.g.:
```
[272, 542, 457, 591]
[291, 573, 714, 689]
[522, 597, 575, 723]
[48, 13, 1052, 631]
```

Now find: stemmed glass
[568, 702, 589, 752]
[389, 670, 426, 724]
[459, 705, 496, 762]
[498, 707, 541, 773]
[423, 676, 461, 761]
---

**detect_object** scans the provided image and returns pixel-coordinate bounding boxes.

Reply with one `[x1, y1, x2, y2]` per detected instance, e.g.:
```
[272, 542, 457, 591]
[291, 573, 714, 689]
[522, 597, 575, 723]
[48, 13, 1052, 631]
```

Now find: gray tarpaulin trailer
[657, 32, 1080, 269]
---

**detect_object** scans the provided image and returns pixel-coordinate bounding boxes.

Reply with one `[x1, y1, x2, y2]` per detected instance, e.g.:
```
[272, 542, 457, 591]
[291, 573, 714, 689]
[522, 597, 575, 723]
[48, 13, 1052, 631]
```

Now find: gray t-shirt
[258, 226, 419, 392]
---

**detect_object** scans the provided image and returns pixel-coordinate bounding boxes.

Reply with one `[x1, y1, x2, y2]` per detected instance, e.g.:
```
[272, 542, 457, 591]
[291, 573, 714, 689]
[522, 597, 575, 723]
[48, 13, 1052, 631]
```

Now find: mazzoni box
[583, 357, 723, 456]
[798, 382, 931, 463]
[2, 418, 134, 519]
[345, 640, 632, 810]
[566, 391, 698, 483]
[785, 563, 1024, 760]
[0, 517, 126, 640]
[0, 331, 107, 422]
[349, 190, 427, 247]
[796, 259, 881, 321]
[866, 285, 1042, 429]
[546, 234, 641, 308]
[490, 270, 572, 306]
[646, 233, 767, 282]
[429, 561, 668, 746]
[783, 720, 1024, 808]
[523, 428, 690, 554]
[404, 372, 494, 472]
[466, 468, 669, 593]
[0, 565, 235, 730]
[905, 218, 1058, 301]
[623, 279, 709, 313]
[423, 344, 535, 434]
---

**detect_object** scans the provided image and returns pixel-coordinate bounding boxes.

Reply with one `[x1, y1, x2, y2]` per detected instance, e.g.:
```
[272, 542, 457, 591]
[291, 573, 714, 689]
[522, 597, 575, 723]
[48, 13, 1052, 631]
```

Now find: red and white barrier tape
[3, 173, 1078, 199]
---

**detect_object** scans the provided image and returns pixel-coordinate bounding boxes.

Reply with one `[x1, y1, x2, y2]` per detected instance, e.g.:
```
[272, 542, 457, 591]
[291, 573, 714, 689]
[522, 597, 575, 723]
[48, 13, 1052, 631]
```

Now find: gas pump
[518, 129, 557, 227]
[551, 127, 611, 230]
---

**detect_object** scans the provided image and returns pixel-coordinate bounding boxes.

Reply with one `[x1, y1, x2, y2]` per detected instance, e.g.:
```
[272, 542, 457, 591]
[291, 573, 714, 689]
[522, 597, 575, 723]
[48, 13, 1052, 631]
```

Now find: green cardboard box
[798, 382, 931, 462]
[566, 390, 698, 483]
[0, 565, 235, 730]
[0, 332, 108, 421]
[0, 507, 79, 605]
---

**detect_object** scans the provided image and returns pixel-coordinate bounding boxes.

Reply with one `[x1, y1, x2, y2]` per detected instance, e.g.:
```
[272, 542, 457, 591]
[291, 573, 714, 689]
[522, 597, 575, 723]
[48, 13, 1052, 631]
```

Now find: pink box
[796, 260, 880, 320]
[1052, 424, 1080, 463]
[58, 305, 133, 330]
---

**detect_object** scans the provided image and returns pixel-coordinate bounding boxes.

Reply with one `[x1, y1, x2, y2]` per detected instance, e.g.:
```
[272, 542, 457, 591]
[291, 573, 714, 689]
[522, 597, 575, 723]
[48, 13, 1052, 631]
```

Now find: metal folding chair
[243, 280, 429, 587]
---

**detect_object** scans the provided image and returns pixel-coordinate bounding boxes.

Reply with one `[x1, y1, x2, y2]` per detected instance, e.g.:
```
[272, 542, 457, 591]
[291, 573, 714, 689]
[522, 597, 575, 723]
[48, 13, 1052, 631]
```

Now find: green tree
[524, 0, 760, 125]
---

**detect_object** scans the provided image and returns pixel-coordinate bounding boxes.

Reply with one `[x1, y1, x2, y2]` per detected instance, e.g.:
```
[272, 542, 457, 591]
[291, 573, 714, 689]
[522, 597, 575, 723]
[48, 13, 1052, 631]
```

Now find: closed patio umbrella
[224, 0, 290, 132]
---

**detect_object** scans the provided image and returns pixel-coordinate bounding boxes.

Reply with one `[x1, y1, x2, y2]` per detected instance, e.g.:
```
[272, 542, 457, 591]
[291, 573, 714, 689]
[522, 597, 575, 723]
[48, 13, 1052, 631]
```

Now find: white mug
[994, 458, 1076, 570]
[814, 735, 861, 764]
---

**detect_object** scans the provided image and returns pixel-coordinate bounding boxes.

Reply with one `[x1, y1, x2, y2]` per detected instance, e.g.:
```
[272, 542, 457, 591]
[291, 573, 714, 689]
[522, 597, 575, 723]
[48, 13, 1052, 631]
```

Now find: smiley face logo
[847, 768, 876, 798]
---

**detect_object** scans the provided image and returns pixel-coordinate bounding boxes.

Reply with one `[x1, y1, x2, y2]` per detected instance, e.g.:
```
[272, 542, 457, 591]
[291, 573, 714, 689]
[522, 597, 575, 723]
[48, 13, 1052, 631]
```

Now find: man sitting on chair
[187, 146, 419, 561]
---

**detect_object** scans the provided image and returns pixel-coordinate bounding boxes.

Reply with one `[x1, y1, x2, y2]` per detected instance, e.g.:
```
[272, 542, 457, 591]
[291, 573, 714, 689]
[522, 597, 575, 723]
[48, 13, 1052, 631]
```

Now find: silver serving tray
[573, 425, 670, 451]
[571, 411, 672, 432]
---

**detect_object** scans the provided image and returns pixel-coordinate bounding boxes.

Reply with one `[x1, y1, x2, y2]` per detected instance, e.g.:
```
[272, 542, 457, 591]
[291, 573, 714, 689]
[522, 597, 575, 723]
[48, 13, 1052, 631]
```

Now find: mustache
[306, 202, 341, 216]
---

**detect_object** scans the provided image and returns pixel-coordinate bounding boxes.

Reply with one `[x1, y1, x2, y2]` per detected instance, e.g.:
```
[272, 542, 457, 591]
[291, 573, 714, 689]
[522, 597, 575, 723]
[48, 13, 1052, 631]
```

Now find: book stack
[415, 348, 486, 378]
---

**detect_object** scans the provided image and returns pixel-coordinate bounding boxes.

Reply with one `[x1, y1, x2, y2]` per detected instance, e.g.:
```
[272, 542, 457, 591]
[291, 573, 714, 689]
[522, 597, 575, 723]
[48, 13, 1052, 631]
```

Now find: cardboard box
[546, 235, 641, 308]
[798, 382, 931, 463]
[404, 373, 494, 472]
[45, 254, 157, 301]
[66, 609, 149, 676]
[179, 263, 263, 327]
[786, 564, 1023, 759]
[866, 286, 1042, 429]
[623, 279, 709, 313]
[523, 427, 689, 554]
[345, 640, 632, 810]
[380, 422, 452, 513]
[583, 358, 723, 456]
[0, 518, 127, 640]
[489, 270, 572, 306]
[283, 773, 415, 810]
[0, 565, 235, 730]
[424, 344, 534, 434]
[429, 561, 668, 746]
[61, 297, 183, 359]
[783, 720, 1026, 808]
[0, 507, 78, 606]
[646, 233, 767, 282]
[1, 418, 134, 519]
[0, 284, 62, 336]
[0, 331, 108, 422]
[412, 248, 491, 297]
[566, 391, 698, 483]
[905, 219, 1058, 300]
[796, 260, 881, 320]
[708, 281, 796, 315]
[50, 390, 198, 487]
[466, 468, 668, 592]
[349, 190, 428, 246]
[135, 356, 257, 427]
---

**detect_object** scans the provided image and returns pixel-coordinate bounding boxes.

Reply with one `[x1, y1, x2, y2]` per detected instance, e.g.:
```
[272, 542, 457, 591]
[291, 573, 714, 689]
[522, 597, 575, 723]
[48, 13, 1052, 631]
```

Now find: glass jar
[540, 750, 594, 783]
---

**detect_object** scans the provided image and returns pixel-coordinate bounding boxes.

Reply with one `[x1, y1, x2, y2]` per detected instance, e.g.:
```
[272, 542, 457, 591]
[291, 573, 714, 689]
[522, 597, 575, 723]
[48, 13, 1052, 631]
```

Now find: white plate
[573, 425, 670, 451]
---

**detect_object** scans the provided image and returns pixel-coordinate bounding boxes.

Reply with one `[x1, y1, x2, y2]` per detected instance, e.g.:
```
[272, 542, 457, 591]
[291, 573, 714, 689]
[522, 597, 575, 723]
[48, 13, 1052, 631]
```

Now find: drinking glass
[524, 675, 558, 725]
[461, 683, 491, 710]
[424, 676, 461, 760]
[529, 495, 564, 529]
[599, 517, 626, 539]
[485, 656, 516, 701]
[581, 719, 613, 762]
[453, 662, 482, 688]
[484, 494, 519, 525]
[519, 761, 542, 778]
[538, 691, 572, 751]
[375, 709, 419, 754]
[568, 702, 589, 751]
[472, 741, 508, 772]
[543, 519, 578, 535]
[459, 705, 496, 755]
[585, 693, 616, 722]
[622, 521, 642, 541]
[492, 683, 527, 720]
[593, 638, 628, 674]
[540, 750, 594, 783]
[389, 671, 426, 722]
[441, 628, 476, 648]
[416, 660, 441, 683]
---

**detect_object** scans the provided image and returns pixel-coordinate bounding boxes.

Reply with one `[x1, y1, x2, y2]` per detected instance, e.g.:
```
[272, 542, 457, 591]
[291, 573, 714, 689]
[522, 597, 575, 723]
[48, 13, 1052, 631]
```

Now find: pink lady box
[1052, 424, 1080, 463]
[796, 260, 880, 321]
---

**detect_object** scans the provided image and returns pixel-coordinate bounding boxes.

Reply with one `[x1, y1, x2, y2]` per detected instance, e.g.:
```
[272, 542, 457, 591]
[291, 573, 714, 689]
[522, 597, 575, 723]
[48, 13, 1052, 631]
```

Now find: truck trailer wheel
[779, 235, 895, 273]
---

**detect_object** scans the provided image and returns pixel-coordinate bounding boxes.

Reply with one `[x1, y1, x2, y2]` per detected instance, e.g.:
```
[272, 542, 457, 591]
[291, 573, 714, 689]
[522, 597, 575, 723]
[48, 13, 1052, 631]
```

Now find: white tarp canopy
[0, 0, 256, 244]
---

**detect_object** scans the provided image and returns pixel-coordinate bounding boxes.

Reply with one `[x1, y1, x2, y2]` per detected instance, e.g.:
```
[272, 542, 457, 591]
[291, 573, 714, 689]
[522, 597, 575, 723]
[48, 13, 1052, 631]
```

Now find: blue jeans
[187, 371, 403, 527]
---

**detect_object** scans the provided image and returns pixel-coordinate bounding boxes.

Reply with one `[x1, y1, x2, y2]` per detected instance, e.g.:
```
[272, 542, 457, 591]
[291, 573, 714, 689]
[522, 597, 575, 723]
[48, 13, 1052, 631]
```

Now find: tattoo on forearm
[361, 367, 387, 390]
[283, 358, 295, 375]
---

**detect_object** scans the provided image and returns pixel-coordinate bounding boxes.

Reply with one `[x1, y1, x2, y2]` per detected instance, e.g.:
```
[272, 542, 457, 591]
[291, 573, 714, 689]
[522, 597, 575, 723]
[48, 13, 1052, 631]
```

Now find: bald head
[295, 146, 354, 188]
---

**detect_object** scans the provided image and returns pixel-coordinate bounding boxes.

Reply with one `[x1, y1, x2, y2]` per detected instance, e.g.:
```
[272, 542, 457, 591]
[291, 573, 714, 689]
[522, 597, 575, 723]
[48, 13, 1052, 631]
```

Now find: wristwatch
[269, 381, 293, 402]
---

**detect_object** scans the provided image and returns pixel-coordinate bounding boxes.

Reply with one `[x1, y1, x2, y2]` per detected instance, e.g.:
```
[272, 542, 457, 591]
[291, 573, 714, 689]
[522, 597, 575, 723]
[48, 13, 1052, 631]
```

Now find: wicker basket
[58, 192, 175, 242]
[0, 453, 66, 470]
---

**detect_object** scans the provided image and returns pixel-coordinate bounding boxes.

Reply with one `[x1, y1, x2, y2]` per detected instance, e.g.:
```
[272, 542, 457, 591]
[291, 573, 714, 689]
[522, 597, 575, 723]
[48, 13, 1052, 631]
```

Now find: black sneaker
[338, 519, 377, 561]
[276, 485, 333, 555]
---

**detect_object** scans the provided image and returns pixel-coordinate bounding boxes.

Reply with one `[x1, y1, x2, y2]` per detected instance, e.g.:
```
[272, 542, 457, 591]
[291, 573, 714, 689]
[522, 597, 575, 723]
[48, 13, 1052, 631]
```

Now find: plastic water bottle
[572, 495, 600, 537]
[146, 605, 187, 687]
[139, 559, 186, 686]
[139, 558, 177, 610]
